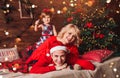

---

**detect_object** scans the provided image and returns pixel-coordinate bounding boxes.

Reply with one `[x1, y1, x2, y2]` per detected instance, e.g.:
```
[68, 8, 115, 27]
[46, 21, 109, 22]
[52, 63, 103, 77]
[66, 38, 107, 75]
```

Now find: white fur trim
[50, 46, 69, 54]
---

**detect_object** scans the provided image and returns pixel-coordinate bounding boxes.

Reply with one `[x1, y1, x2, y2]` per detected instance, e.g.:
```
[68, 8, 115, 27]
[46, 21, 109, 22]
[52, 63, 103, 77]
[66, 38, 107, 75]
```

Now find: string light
[57, 10, 61, 14]
[3, 44, 7, 47]
[4, 30, 9, 36]
[14, 45, 17, 48]
[15, 37, 22, 43]
[103, 74, 106, 77]
[106, 0, 111, 3]
[5, 57, 9, 61]
[113, 68, 117, 72]
[0, 63, 2, 66]
[116, 75, 119, 78]
[62, 1, 66, 5]
[50, 7, 55, 13]
[116, 11, 119, 14]
[62, 7, 67, 12]
[50, 1, 53, 4]
[6, 4, 10, 8]
[31, 4, 37, 8]
[70, 3, 74, 7]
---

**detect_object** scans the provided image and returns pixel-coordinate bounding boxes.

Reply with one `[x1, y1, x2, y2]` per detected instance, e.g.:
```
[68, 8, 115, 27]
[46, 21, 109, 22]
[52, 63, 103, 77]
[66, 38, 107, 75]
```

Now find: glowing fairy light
[116, 11, 119, 14]
[57, 10, 61, 14]
[31, 4, 37, 8]
[0, 63, 2, 66]
[70, 3, 74, 7]
[5, 57, 8, 61]
[62, 7, 67, 12]
[4, 31, 9, 36]
[62, 1, 66, 4]
[103, 74, 106, 77]
[3, 44, 6, 47]
[12, 67, 17, 71]
[116, 75, 119, 78]
[70, 0, 73, 3]
[50, 7, 55, 13]
[3, 11, 7, 14]
[6, 4, 10, 8]
[14, 45, 17, 48]
[106, 0, 111, 3]
[50, 1, 53, 4]
[15, 37, 22, 43]
[113, 68, 117, 72]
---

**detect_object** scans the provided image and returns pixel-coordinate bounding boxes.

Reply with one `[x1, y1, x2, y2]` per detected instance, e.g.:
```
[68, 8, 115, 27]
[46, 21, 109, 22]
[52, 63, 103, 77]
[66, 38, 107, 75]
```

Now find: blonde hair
[57, 24, 81, 47]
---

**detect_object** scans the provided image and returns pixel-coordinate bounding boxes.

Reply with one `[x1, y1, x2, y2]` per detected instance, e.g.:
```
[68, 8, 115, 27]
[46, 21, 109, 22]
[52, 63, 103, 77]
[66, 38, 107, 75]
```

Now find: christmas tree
[64, 0, 120, 56]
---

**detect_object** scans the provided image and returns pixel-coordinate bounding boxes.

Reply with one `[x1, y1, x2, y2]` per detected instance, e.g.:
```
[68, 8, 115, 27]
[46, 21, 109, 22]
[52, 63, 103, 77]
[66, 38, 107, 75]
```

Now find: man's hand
[55, 63, 68, 70]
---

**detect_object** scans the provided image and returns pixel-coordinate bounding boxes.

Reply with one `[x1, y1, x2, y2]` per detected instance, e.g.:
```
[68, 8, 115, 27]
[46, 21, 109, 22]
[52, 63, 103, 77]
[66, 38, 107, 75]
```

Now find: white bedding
[1, 57, 120, 78]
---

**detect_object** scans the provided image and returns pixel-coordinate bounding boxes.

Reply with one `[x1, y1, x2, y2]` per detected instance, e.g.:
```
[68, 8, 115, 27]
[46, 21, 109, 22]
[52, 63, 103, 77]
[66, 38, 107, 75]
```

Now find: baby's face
[42, 15, 51, 24]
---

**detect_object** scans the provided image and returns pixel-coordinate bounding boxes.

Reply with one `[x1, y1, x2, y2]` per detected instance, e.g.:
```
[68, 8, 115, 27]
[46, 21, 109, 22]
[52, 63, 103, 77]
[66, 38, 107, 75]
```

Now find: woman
[26, 24, 95, 70]
[30, 45, 70, 74]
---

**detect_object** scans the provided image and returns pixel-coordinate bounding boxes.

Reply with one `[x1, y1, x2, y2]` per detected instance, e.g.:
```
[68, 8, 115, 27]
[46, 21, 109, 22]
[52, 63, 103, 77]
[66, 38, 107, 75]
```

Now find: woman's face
[62, 28, 76, 44]
[42, 15, 51, 24]
[51, 50, 66, 66]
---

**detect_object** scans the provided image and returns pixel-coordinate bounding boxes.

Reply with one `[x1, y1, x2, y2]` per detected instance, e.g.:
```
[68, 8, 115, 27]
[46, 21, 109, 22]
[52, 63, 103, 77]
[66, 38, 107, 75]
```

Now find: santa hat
[50, 46, 69, 54]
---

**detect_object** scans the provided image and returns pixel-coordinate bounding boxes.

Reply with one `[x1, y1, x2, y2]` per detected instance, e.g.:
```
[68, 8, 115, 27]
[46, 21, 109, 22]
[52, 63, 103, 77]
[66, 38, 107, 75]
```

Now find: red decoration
[82, 49, 113, 62]
[99, 34, 105, 39]
[0, 59, 28, 73]
[94, 33, 105, 39]
[67, 17, 73, 22]
[42, 8, 51, 13]
[85, 22, 93, 28]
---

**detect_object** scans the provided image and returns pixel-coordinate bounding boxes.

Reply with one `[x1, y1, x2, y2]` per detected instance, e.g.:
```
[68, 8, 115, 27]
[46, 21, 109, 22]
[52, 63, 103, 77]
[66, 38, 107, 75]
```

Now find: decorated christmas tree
[64, 0, 120, 56]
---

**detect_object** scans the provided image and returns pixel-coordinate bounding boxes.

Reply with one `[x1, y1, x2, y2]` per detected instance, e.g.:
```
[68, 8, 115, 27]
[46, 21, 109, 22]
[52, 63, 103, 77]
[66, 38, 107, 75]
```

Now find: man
[30, 45, 70, 74]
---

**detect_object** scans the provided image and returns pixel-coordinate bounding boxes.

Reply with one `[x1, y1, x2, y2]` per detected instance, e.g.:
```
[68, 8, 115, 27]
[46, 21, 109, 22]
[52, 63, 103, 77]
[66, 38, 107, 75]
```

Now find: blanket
[0, 57, 120, 78]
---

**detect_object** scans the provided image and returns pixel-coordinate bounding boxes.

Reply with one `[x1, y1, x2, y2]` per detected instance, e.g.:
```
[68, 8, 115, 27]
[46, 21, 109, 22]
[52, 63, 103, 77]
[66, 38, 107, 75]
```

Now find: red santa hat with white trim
[50, 46, 69, 54]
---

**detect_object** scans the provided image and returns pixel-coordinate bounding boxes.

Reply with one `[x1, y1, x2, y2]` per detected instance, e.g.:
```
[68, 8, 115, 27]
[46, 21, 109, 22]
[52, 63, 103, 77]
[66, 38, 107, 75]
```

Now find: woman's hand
[73, 64, 81, 70]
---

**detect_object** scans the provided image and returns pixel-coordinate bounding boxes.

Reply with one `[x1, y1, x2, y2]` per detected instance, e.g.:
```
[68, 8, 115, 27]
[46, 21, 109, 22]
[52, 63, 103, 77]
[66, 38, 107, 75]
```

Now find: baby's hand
[35, 20, 39, 25]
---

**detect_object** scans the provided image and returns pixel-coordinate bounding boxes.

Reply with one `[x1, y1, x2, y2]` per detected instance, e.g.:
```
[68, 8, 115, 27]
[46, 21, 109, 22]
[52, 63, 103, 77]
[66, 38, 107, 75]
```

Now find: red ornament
[67, 17, 73, 22]
[94, 33, 100, 38]
[99, 34, 105, 39]
[85, 22, 93, 28]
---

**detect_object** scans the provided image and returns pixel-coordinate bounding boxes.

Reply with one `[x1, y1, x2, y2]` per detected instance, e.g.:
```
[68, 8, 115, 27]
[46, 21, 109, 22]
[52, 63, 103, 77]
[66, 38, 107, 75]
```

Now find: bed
[1, 57, 120, 78]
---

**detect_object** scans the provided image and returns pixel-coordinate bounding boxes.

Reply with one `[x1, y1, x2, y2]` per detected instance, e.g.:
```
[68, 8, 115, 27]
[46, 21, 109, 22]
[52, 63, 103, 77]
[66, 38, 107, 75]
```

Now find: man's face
[51, 50, 66, 66]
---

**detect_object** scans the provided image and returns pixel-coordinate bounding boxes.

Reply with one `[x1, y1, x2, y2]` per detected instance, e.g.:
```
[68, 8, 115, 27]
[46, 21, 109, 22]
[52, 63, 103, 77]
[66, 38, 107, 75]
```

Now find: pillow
[81, 49, 113, 62]
[0, 47, 20, 62]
